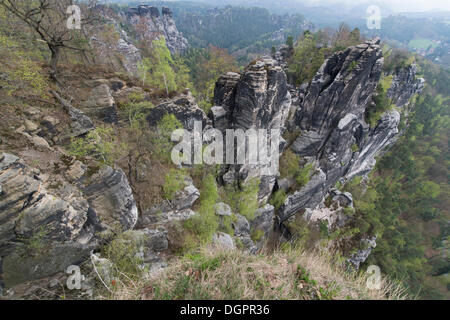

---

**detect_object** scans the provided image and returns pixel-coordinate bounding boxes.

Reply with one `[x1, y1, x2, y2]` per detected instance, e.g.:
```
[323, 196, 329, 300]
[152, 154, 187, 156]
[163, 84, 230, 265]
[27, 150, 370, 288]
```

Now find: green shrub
[280, 150, 314, 190]
[102, 233, 144, 277]
[163, 169, 186, 200]
[270, 189, 287, 210]
[221, 179, 260, 221]
[348, 60, 358, 71]
[119, 100, 154, 126]
[365, 75, 394, 127]
[251, 229, 265, 242]
[0, 34, 49, 97]
[343, 206, 356, 216]
[280, 149, 301, 179]
[295, 163, 314, 188]
[184, 174, 220, 242]
[219, 215, 234, 235]
[20, 227, 48, 256]
[153, 114, 183, 162]
[238, 179, 260, 221]
[69, 126, 124, 165]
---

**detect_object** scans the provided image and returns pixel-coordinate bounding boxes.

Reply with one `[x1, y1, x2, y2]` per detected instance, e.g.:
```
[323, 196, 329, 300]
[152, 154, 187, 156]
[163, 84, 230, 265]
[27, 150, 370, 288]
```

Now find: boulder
[251, 205, 275, 240]
[214, 202, 232, 217]
[146, 94, 209, 130]
[3, 242, 96, 288]
[348, 237, 377, 269]
[83, 166, 138, 231]
[212, 232, 235, 250]
[81, 84, 118, 123]
[233, 214, 250, 237]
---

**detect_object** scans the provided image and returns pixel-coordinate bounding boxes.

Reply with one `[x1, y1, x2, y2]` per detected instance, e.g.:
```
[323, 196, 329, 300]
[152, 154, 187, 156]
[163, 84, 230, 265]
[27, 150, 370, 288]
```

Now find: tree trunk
[49, 45, 61, 84]
[50, 46, 60, 72]
[163, 72, 169, 96]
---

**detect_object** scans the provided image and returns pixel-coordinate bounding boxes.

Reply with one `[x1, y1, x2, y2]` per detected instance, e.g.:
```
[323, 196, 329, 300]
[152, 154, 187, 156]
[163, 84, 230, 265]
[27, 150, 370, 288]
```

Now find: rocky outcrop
[280, 39, 384, 221]
[213, 58, 291, 201]
[215, 59, 291, 132]
[233, 204, 275, 253]
[82, 166, 138, 231]
[0, 153, 93, 286]
[115, 38, 142, 76]
[125, 6, 188, 55]
[139, 176, 200, 228]
[274, 40, 424, 268]
[388, 64, 425, 107]
[0, 153, 138, 287]
[348, 237, 377, 269]
[146, 93, 209, 131]
[345, 110, 401, 179]
[251, 204, 275, 244]
[52, 91, 94, 137]
[89, 7, 143, 77]
[273, 44, 293, 69]
[0, 154, 89, 256]
[346, 63, 424, 180]
[80, 83, 118, 124]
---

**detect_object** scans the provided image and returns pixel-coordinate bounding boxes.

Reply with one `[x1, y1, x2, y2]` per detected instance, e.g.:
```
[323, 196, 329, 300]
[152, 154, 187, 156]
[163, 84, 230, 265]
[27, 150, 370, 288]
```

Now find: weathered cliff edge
[125, 5, 189, 55]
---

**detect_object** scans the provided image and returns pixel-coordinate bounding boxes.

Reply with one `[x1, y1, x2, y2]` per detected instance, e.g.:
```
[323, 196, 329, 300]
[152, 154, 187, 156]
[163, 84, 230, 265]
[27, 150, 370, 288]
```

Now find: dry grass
[105, 245, 410, 300]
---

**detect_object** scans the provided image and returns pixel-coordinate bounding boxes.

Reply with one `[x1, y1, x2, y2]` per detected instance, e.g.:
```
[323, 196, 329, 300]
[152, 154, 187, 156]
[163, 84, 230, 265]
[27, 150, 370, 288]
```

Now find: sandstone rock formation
[213, 58, 292, 202]
[208, 39, 423, 269]
[281, 39, 384, 221]
[125, 6, 188, 55]
[146, 93, 209, 130]
[388, 64, 425, 107]
[80, 83, 118, 124]
[83, 166, 138, 231]
[272, 39, 423, 268]
[0, 152, 138, 287]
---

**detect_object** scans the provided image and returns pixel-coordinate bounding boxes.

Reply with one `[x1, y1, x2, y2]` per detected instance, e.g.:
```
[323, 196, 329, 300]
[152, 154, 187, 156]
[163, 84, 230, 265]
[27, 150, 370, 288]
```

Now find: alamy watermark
[170, 121, 281, 175]
[66, 265, 85, 290]
[367, 5, 381, 30]
[366, 265, 382, 290]
[67, 5, 81, 30]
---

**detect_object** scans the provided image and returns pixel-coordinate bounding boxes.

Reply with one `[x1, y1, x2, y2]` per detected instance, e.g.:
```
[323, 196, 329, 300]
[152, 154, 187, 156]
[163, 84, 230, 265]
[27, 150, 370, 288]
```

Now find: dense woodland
[361, 59, 450, 299]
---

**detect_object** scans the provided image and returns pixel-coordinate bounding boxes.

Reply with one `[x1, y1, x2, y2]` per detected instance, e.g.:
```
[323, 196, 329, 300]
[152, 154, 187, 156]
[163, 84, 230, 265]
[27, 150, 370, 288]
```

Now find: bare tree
[0, 0, 99, 79]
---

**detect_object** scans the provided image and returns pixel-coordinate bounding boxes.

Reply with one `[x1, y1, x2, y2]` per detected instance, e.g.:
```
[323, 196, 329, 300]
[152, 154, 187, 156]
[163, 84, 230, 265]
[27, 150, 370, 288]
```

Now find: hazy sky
[306, 0, 450, 12]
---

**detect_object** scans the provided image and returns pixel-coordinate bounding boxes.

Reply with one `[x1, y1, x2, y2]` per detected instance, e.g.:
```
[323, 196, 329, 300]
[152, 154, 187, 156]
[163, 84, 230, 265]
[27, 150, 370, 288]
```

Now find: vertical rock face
[294, 39, 384, 153]
[90, 7, 143, 77]
[213, 58, 292, 202]
[215, 59, 291, 132]
[280, 39, 384, 221]
[125, 6, 188, 55]
[346, 63, 424, 180]
[388, 64, 425, 107]
[345, 110, 401, 179]
[161, 7, 189, 54]
[274, 39, 423, 267]
[115, 38, 142, 76]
